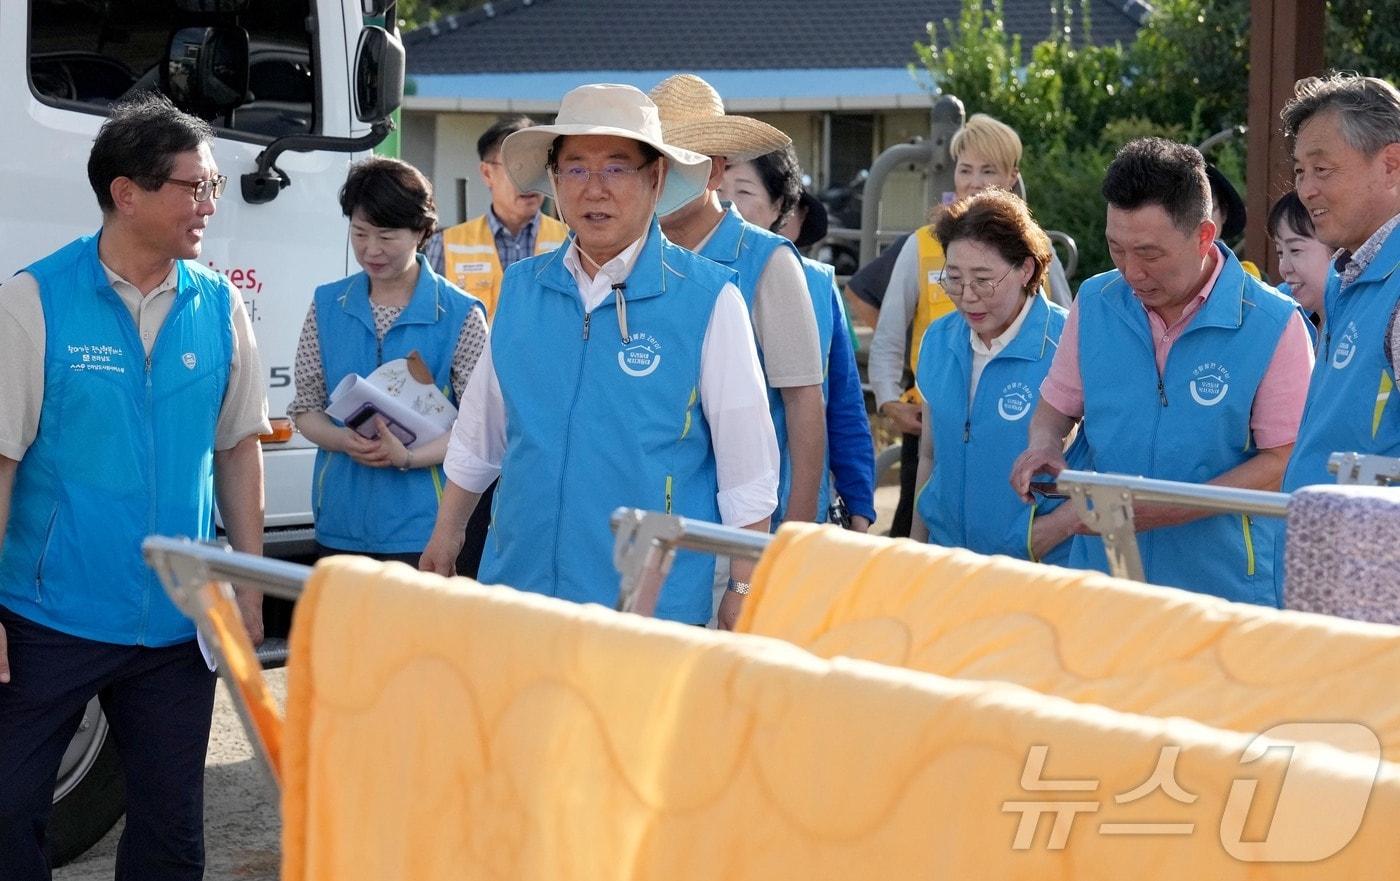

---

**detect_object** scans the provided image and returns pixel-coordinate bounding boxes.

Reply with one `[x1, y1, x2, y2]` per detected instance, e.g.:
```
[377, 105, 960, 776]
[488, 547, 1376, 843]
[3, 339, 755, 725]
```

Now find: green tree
[909, 0, 1320, 277]
[1126, 0, 1250, 139]
[914, 0, 1141, 275]
[1328, 0, 1400, 74]
[1125, 0, 1400, 137]
[396, 0, 482, 31]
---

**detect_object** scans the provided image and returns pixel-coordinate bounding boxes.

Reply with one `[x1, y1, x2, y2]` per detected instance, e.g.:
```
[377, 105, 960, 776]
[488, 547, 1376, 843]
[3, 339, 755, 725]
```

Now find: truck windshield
[28, 0, 317, 140]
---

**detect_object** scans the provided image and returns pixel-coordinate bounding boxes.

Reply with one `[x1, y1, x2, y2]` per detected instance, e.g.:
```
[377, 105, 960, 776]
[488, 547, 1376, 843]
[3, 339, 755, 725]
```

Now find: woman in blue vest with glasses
[910, 190, 1080, 564]
[288, 158, 487, 563]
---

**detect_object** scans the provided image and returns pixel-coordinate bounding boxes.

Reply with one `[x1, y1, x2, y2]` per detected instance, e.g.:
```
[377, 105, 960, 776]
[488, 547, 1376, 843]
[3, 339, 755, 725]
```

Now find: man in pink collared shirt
[1009, 138, 1314, 604]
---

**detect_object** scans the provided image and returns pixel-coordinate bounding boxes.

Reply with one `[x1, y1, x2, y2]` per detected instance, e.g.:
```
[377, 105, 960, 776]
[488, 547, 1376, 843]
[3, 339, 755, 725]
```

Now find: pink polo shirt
[1041, 249, 1315, 449]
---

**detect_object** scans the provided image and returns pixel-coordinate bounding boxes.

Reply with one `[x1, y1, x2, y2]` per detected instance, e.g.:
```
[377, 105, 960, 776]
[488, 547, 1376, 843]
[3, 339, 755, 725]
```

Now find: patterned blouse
[287, 299, 488, 417]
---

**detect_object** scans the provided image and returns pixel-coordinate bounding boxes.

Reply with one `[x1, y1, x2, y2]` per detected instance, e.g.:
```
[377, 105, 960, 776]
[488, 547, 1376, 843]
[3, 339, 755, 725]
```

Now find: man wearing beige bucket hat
[420, 83, 779, 630]
[651, 74, 828, 528]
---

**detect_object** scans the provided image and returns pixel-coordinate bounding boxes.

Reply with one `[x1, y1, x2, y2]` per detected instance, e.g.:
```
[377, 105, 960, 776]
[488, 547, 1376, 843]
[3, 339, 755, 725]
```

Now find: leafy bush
[914, 0, 1182, 278]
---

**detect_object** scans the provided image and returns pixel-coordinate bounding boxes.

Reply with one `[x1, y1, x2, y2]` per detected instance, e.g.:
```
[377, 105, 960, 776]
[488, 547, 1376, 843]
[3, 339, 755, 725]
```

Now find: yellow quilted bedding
[739, 523, 1400, 762]
[280, 555, 1399, 880]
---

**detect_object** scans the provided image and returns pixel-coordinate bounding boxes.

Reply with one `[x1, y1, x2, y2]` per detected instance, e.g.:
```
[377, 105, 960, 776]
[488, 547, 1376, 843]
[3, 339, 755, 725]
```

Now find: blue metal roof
[405, 0, 1143, 83]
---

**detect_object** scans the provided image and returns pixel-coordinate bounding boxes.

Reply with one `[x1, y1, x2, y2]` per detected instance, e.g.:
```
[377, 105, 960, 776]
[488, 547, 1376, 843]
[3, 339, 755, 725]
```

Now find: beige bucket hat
[649, 74, 792, 162]
[500, 83, 712, 217]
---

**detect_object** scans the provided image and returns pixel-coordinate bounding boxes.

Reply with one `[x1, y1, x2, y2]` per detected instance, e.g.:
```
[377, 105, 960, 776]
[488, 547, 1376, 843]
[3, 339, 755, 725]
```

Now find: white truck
[0, 0, 405, 863]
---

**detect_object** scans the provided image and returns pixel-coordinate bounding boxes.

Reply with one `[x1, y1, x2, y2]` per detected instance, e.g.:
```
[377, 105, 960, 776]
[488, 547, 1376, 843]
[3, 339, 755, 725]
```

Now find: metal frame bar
[143, 537, 312, 799]
[1056, 453, 1400, 581]
[142, 519, 779, 798]
[147, 455, 1397, 792]
[1054, 469, 1291, 583]
[610, 508, 771, 615]
[1329, 452, 1400, 486]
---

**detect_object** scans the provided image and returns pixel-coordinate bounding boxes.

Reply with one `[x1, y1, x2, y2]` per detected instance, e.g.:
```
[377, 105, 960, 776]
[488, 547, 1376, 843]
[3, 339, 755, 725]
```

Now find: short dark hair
[1266, 190, 1316, 240]
[934, 188, 1052, 297]
[1281, 73, 1400, 155]
[339, 157, 438, 246]
[478, 114, 536, 161]
[87, 92, 213, 214]
[1101, 138, 1210, 234]
[545, 135, 662, 170]
[746, 146, 803, 234]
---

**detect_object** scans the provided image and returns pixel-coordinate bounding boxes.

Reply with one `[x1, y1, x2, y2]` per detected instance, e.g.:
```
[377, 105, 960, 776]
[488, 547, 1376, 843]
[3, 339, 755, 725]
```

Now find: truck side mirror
[241, 22, 401, 205]
[353, 25, 404, 123]
[360, 0, 396, 15]
[163, 26, 250, 116]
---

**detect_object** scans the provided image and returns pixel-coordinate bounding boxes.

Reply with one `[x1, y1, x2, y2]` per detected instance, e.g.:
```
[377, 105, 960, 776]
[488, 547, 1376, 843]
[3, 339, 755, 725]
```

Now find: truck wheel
[47, 697, 125, 867]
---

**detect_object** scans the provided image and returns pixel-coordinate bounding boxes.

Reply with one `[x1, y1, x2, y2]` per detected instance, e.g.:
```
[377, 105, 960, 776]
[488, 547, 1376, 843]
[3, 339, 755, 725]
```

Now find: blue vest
[1283, 229, 1400, 491]
[312, 254, 482, 552]
[800, 256, 839, 521]
[915, 295, 1076, 564]
[699, 205, 807, 525]
[0, 233, 231, 646]
[482, 220, 735, 625]
[1072, 245, 1296, 606]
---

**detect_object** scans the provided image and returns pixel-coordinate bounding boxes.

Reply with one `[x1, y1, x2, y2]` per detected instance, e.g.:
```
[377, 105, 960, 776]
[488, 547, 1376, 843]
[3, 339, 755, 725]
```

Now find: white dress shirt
[444, 229, 780, 526]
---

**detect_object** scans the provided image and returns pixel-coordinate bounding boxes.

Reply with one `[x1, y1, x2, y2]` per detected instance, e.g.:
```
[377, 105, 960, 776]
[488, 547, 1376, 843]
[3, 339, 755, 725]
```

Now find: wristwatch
[397, 448, 413, 472]
[726, 579, 751, 596]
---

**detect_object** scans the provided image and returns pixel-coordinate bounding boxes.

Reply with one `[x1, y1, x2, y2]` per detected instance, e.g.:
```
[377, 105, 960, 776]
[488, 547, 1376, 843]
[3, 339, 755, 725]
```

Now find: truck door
[6, 0, 383, 551]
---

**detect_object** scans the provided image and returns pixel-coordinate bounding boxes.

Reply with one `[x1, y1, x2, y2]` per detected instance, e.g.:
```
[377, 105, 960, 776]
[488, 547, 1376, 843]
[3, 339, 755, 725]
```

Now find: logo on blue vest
[182, 352, 198, 370]
[618, 332, 662, 377]
[67, 343, 126, 375]
[996, 382, 1035, 421]
[1332, 321, 1360, 370]
[1189, 362, 1231, 407]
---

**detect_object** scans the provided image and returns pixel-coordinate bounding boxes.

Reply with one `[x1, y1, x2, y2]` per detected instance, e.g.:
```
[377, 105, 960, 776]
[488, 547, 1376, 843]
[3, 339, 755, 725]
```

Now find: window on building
[827, 113, 875, 189]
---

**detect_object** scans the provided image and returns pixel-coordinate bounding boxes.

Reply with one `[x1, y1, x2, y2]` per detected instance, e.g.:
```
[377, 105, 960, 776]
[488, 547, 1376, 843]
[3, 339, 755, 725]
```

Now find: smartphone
[1029, 480, 1067, 500]
[344, 403, 417, 447]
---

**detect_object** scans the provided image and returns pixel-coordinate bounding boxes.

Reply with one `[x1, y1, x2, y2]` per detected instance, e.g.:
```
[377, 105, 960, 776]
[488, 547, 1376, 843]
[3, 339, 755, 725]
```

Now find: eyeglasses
[942, 264, 1017, 300]
[163, 174, 228, 203]
[552, 158, 655, 188]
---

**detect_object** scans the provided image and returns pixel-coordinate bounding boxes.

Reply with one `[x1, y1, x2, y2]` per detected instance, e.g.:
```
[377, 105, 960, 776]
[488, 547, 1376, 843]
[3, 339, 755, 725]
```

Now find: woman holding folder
[287, 157, 487, 563]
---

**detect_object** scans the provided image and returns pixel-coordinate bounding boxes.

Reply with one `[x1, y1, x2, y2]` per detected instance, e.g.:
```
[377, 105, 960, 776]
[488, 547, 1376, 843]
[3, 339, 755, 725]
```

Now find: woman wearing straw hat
[651, 73, 828, 529]
[419, 83, 779, 630]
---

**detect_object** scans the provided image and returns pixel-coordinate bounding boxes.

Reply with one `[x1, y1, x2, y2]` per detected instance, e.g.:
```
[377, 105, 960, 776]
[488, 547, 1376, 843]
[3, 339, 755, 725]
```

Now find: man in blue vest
[419, 84, 779, 630]
[1010, 138, 1315, 606]
[420, 115, 570, 578]
[0, 94, 269, 879]
[1280, 74, 1400, 491]
[650, 74, 828, 527]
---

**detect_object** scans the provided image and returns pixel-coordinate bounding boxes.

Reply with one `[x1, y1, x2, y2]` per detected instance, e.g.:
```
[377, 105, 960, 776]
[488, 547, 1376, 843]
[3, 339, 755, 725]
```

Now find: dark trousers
[457, 479, 496, 579]
[0, 605, 216, 881]
[315, 478, 496, 577]
[890, 432, 919, 538]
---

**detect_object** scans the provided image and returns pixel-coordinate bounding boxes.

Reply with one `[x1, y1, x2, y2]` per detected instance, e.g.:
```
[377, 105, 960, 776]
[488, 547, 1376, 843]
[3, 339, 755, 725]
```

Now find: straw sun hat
[500, 83, 712, 217]
[649, 74, 792, 162]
